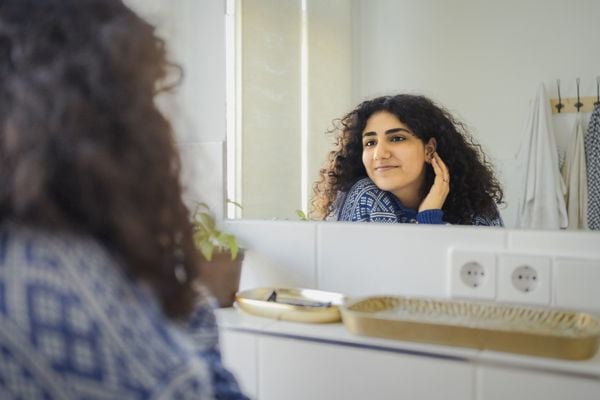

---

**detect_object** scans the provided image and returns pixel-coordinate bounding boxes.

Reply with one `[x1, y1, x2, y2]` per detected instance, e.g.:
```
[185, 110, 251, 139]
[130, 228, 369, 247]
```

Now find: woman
[0, 0, 247, 398]
[313, 94, 504, 226]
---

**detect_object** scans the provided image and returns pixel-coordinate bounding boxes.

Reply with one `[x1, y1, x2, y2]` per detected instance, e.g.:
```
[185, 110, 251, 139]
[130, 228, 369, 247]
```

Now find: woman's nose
[373, 142, 390, 160]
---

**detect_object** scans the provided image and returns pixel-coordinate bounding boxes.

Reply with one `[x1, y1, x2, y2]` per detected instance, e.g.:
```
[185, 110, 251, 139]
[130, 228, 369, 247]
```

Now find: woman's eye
[363, 139, 376, 147]
[390, 135, 405, 142]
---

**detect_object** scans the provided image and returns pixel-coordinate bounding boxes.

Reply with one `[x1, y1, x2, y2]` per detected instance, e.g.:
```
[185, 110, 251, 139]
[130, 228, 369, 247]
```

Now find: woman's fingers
[432, 152, 450, 183]
[419, 152, 450, 212]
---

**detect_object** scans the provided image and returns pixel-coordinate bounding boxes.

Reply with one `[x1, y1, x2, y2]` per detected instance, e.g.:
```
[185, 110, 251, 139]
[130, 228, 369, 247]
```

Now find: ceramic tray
[341, 296, 600, 360]
[235, 287, 345, 323]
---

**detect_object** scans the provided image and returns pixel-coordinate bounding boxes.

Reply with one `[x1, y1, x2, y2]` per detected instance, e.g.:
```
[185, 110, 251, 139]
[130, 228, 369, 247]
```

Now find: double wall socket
[448, 248, 496, 300]
[497, 254, 551, 305]
[449, 249, 552, 305]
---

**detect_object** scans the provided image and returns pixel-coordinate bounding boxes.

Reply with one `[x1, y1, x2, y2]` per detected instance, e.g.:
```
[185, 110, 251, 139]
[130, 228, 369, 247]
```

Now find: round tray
[235, 287, 345, 323]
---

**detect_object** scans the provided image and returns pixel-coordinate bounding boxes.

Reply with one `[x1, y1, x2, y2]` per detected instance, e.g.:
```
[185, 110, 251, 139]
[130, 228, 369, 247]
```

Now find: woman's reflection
[312, 94, 504, 226]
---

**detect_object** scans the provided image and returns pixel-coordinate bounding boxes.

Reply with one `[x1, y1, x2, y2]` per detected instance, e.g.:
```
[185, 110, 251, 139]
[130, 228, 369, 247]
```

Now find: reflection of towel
[561, 116, 588, 229]
[586, 105, 600, 230]
[515, 84, 568, 229]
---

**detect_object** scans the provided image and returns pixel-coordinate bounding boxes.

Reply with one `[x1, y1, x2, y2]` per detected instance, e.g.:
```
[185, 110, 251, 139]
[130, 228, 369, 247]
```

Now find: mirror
[229, 0, 600, 230]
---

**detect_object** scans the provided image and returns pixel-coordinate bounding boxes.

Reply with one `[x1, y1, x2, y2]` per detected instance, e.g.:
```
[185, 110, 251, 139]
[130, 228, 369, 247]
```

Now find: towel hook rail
[574, 78, 583, 112]
[555, 79, 564, 113]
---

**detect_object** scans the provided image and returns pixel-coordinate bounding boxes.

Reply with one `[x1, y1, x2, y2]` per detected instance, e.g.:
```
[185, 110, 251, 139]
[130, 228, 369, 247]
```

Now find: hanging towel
[585, 105, 600, 230]
[561, 116, 588, 229]
[515, 83, 568, 229]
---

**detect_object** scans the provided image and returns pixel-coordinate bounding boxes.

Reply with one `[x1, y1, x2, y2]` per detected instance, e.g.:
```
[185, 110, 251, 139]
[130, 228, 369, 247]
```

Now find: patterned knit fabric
[0, 223, 248, 399]
[585, 105, 600, 230]
[333, 177, 503, 226]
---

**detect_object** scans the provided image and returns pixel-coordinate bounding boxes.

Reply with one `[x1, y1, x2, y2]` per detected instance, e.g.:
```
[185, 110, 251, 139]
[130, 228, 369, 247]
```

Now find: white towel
[561, 116, 588, 230]
[515, 83, 568, 229]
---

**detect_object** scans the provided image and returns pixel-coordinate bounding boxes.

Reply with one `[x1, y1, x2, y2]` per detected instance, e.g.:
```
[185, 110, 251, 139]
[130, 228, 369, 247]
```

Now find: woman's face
[361, 111, 435, 205]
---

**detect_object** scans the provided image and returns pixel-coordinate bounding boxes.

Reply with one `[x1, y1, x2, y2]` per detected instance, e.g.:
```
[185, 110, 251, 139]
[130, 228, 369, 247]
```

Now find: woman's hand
[419, 152, 450, 212]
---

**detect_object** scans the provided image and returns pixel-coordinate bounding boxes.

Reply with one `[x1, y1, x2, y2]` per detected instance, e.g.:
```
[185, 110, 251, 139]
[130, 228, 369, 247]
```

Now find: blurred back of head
[0, 0, 201, 318]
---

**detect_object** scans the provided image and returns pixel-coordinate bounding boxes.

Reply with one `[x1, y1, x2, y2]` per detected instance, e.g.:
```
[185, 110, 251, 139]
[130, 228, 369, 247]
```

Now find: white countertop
[216, 307, 600, 380]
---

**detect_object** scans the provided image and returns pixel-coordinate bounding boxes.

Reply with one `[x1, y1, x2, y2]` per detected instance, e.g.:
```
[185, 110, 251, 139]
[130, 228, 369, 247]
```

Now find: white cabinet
[478, 365, 600, 400]
[220, 330, 258, 399]
[256, 336, 474, 400]
[217, 309, 600, 400]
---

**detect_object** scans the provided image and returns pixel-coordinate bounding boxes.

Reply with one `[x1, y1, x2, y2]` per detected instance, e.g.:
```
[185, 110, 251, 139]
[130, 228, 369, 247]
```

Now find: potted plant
[192, 203, 244, 308]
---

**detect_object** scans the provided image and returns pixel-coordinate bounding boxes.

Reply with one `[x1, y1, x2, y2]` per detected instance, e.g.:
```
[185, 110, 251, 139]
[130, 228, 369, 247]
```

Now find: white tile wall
[554, 258, 600, 311]
[224, 220, 318, 290]
[128, 1, 229, 222]
[178, 141, 226, 219]
[257, 336, 474, 400]
[225, 220, 600, 312]
[317, 222, 505, 297]
[507, 230, 600, 259]
[172, 0, 227, 144]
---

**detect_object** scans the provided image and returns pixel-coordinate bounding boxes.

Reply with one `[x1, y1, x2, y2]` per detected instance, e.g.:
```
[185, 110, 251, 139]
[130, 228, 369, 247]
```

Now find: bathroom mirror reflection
[227, 0, 600, 229]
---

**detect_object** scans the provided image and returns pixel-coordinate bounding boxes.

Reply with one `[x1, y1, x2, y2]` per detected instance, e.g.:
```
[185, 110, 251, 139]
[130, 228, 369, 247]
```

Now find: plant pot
[199, 249, 244, 308]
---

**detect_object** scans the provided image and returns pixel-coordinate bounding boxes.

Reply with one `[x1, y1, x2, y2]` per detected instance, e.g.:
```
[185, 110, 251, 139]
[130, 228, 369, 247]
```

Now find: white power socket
[498, 254, 551, 305]
[511, 265, 538, 293]
[460, 261, 486, 288]
[448, 248, 496, 300]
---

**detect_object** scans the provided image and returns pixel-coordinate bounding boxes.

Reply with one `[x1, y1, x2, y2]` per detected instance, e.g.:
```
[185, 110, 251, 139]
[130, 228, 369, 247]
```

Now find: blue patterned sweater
[0, 223, 248, 399]
[333, 177, 503, 226]
[585, 105, 600, 230]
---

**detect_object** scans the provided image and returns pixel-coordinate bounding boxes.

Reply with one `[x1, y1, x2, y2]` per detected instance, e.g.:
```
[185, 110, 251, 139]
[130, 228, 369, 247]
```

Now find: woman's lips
[374, 165, 398, 172]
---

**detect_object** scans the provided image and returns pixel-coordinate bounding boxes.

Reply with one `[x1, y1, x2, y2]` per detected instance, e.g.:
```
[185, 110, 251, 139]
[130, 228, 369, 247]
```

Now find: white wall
[352, 0, 600, 227]
[241, 0, 303, 219]
[126, 0, 228, 218]
[240, 0, 353, 219]
[225, 219, 600, 313]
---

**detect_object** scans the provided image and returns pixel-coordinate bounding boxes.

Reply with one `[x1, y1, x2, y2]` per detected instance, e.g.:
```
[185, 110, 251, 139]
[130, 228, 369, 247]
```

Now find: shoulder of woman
[347, 177, 381, 195]
[337, 177, 402, 220]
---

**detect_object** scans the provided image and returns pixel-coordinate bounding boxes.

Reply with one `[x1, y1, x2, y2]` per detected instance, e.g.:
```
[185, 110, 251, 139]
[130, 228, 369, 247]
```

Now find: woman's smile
[374, 164, 399, 172]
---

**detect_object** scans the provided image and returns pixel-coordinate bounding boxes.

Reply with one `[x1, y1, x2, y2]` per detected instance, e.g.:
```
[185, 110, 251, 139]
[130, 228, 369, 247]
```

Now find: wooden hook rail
[550, 97, 598, 114]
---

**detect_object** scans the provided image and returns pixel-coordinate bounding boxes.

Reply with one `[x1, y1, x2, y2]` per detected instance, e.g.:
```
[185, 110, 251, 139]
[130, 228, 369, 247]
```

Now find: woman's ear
[425, 138, 437, 162]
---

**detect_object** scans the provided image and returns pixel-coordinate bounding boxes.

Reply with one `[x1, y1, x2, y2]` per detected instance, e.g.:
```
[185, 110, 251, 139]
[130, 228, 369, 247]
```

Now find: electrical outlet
[511, 265, 538, 293]
[498, 254, 551, 305]
[448, 248, 496, 299]
[460, 262, 486, 288]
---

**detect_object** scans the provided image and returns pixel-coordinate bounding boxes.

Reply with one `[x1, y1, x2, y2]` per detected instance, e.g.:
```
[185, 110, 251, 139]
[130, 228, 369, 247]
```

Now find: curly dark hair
[0, 0, 201, 319]
[312, 94, 504, 224]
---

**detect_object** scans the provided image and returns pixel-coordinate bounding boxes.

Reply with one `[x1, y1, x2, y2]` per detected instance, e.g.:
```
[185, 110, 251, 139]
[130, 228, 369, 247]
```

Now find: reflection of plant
[227, 198, 243, 210]
[192, 203, 239, 261]
[296, 209, 309, 221]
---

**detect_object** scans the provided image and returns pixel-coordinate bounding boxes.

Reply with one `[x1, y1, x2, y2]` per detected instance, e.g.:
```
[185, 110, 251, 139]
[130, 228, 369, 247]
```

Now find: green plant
[192, 203, 240, 261]
[296, 209, 309, 221]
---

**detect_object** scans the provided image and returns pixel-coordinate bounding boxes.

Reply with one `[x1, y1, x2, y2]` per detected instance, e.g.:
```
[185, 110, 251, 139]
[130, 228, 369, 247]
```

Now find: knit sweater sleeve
[335, 178, 447, 224]
[335, 178, 400, 222]
[182, 289, 249, 400]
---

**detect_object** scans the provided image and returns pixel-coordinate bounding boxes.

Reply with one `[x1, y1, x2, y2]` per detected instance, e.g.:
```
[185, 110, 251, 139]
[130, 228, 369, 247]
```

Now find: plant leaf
[196, 212, 216, 232]
[226, 199, 243, 209]
[226, 235, 239, 260]
[198, 240, 214, 261]
[191, 201, 240, 262]
[296, 209, 309, 221]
